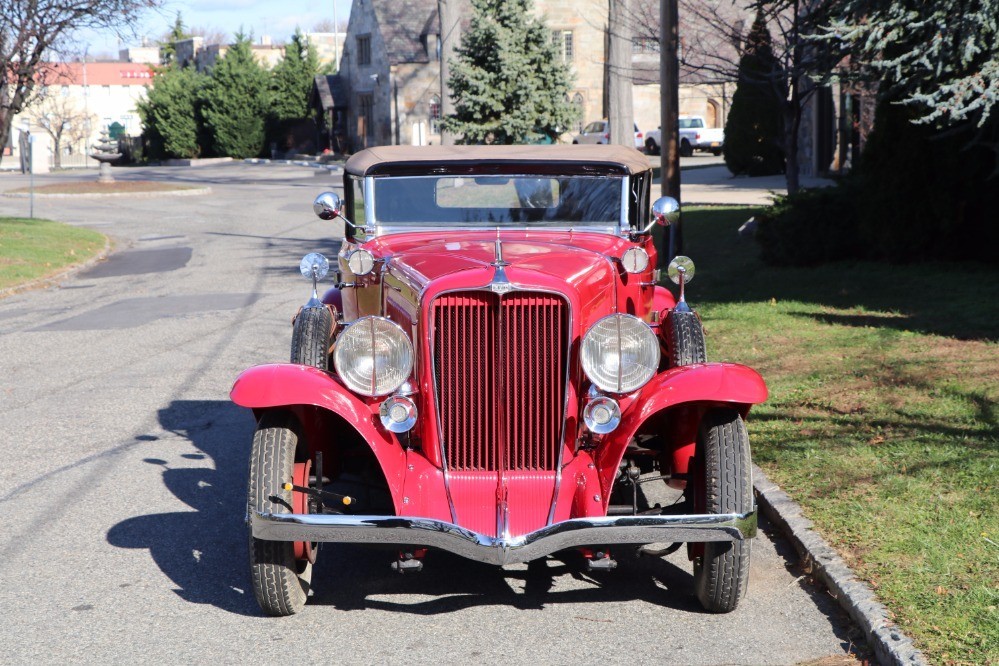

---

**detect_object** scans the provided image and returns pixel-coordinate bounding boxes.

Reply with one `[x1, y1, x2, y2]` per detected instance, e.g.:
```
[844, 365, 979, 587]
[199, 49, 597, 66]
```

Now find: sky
[79, 0, 353, 58]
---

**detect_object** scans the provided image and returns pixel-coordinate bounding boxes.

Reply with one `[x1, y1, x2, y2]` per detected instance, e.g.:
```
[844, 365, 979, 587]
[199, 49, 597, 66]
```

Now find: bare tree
[0, 0, 159, 166]
[30, 90, 95, 168]
[629, 0, 845, 193]
[189, 26, 229, 46]
[312, 18, 349, 34]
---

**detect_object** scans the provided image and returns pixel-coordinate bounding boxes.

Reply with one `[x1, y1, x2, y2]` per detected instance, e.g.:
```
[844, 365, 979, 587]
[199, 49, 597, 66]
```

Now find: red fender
[230, 364, 407, 512]
[595, 362, 768, 498]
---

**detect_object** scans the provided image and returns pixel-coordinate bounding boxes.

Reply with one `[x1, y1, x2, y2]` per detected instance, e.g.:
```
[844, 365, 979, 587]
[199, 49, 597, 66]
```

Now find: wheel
[645, 137, 659, 155]
[691, 409, 753, 613]
[680, 139, 693, 157]
[712, 148, 722, 156]
[248, 411, 313, 616]
[291, 305, 333, 370]
[667, 309, 706, 366]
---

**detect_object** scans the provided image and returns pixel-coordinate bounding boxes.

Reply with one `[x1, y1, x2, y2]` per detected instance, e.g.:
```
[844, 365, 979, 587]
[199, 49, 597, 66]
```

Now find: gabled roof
[371, 0, 438, 65]
[313, 74, 347, 110]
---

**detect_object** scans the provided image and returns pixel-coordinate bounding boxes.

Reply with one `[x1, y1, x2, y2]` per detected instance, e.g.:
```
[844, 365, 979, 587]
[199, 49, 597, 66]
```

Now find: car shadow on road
[106, 399, 261, 616]
[308, 543, 707, 615]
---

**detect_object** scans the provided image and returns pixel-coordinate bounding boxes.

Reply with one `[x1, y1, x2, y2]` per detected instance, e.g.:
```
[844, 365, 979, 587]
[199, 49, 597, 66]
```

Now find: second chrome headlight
[333, 316, 413, 396]
[581, 314, 659, 393]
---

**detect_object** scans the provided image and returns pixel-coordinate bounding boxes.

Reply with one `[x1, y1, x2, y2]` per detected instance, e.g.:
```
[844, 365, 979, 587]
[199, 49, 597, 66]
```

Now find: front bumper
[250, 509, 757, 566]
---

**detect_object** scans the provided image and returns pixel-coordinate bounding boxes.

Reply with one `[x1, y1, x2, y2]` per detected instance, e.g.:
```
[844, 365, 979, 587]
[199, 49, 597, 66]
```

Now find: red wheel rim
[292, 459, 315, 563]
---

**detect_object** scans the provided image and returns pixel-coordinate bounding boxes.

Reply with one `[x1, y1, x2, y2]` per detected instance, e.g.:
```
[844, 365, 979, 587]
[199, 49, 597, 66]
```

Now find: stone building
[331, 0, 736, 152]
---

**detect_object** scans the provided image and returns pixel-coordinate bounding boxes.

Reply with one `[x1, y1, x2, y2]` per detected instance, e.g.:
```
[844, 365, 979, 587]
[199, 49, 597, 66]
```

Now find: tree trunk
[0, 108, 12, 168]
[660, 0, 681, 260]
[607, 0, 634, 148]
[437, 0, 460, 146]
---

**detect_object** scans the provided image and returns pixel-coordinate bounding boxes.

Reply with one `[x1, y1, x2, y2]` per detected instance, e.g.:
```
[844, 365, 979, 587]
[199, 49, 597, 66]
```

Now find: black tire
[680, 139, 693, 157]
[645, 137, 659, 155]
[248, 411, 312, 616]
[667, 310, 706, 366]
[711, 148, 722, 156]
[691, 409, 753, 613]
[291, 305, 332, 370]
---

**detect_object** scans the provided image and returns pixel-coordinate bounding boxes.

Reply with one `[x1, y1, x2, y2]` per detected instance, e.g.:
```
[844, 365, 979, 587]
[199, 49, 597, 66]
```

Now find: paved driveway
[0, 164, 859, 663]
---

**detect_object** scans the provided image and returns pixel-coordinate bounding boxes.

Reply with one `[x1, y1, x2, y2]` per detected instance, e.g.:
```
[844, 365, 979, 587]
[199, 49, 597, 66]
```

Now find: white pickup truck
[644, 115, 724, 156]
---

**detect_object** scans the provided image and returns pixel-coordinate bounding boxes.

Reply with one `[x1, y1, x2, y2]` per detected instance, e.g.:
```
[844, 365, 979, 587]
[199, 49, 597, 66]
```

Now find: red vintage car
[231, 145, 767, 616]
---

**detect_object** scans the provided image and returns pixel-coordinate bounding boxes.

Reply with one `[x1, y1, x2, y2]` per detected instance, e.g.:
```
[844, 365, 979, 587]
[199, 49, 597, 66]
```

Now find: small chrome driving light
[347, 248, 376, 276]
[379, 395, 418, 433]
[583, 395, 622, 434]
[667, 256, 695, 284]
[300, 252, 330, 281]
[621, 246, 650, 273]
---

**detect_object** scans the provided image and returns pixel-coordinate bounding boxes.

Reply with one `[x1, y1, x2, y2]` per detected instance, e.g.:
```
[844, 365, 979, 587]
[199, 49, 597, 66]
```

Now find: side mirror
[651, 196, 681, 227]
[641, 196, 681, 234]
[313, 192, 342, 221]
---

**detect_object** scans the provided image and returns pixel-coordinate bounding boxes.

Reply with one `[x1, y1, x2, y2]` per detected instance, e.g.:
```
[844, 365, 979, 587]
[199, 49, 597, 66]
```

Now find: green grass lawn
[683, 207, 998, 666]
[0, 217, 106, 290]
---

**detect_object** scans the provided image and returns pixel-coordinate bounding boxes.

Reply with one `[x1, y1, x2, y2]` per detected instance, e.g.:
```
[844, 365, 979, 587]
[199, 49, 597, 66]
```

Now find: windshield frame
[360, 173, 631, 238]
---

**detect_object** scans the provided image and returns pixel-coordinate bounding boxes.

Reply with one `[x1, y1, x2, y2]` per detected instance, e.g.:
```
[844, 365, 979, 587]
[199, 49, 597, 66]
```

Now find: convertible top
[344, 145, 651, 177]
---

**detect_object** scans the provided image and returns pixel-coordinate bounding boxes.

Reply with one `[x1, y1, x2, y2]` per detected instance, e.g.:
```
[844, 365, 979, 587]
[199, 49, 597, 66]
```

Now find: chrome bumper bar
[250, 509, 757, 566]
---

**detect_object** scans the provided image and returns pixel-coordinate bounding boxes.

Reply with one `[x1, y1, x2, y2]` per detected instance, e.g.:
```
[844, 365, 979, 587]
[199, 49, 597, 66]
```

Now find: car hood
[367, 230, 636, 321]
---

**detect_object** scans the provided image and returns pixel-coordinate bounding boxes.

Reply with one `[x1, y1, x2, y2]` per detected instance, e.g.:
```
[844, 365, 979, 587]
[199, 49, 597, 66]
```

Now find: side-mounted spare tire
[667, 309, 706, 366]
[291, 305, 333, 370]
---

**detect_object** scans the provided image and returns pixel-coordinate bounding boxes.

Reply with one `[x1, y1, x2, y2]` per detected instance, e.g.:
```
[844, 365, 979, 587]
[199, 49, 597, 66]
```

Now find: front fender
[595, 363, 768, 497]
[230, 364, 406, 510]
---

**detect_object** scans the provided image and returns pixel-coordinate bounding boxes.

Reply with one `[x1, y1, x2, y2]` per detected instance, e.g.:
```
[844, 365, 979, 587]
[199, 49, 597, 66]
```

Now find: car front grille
[432, 291, 568, 472]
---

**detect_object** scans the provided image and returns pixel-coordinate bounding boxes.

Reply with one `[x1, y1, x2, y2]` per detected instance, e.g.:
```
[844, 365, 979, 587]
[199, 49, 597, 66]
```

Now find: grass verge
[683, 206, 998, 665]
[0, 217, 106, 290]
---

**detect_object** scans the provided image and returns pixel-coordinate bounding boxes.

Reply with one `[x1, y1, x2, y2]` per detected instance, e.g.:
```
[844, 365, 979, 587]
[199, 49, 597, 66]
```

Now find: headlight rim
[333, 315, 414, 397]
[581, 313, 660, 394]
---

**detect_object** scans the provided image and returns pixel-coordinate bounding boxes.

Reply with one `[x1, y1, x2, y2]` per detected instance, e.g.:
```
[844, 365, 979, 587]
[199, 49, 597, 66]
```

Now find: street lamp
[21, 122, 34, 219]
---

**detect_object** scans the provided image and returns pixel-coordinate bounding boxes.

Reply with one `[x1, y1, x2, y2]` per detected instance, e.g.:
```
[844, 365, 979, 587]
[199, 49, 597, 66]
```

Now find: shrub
[756, 184, 861, 266]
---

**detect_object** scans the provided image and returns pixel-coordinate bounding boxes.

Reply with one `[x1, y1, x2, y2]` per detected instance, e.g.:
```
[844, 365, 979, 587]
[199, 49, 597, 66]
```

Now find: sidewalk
[671, 165, 835, 205]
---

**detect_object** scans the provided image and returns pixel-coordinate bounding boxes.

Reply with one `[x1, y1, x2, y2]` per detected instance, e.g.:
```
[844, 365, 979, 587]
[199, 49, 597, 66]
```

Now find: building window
[357, 34, 371, 66]
[359, 93, 374, 139]
[429, 95, 441, 134]
[551, 30, 573, 62]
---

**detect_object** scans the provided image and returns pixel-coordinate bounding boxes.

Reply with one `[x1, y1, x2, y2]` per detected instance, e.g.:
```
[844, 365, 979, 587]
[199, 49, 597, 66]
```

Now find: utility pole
[607, 0, 634, 148]
[660, 0, 681, 259]
[437, 0, 460, 146]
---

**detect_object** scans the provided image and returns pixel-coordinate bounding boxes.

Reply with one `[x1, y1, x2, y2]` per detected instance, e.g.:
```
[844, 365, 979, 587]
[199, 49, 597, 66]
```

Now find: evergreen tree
[270, 29, 320, 122]
[723, 9, 785, 176]
[138, 66, 206, 159]
[822, 0, 998, 130]
[201, 33, 271, 158]
[160, 12, 190, 67]
[440, 0, 579, 144]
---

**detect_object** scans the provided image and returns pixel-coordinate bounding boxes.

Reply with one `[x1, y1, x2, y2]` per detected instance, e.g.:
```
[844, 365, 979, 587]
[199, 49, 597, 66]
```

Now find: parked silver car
[573, 120, 644, 150]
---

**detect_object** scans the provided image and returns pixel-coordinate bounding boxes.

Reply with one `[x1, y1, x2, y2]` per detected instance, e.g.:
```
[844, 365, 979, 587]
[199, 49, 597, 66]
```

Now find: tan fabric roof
[345, 145, 652, 176]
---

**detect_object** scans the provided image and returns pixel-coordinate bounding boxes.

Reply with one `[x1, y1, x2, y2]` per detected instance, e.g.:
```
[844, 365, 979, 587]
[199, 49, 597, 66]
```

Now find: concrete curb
[0, 234, 112, 299]
[753, 465, 927, 666]
[1, 187, 212, 199]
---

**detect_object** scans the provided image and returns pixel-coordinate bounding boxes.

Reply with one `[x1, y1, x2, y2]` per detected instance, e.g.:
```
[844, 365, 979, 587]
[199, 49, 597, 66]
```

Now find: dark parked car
[231, 145, 766, 616]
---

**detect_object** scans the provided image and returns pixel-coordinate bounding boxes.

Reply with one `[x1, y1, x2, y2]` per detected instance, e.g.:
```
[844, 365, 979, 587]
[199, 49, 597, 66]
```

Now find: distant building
[173, 33, 345, 73]
[3, 61, 153, 171]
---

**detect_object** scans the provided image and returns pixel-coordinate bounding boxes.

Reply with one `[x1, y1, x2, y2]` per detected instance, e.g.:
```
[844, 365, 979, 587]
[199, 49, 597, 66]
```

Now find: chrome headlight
[347, 248, 375, 276]
[621, 246, 650, 273]
[333, 316, 414, 396]
[581, 314, 659, 393]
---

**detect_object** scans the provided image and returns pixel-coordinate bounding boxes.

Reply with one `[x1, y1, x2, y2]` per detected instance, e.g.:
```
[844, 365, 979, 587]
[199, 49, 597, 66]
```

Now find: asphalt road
[0, 164, 859, 664]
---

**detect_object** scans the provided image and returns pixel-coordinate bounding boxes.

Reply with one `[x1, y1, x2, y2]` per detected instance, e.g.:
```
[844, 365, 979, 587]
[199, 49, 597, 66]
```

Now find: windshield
[371, 175, 624, 229]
